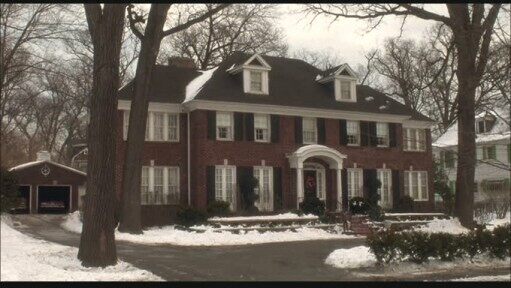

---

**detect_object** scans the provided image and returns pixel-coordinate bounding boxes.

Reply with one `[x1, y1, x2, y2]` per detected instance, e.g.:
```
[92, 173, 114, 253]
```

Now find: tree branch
[161, 4, 230, 37]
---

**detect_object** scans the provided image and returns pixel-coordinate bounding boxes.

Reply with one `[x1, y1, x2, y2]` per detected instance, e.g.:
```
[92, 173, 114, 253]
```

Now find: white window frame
[254, 166, 274, 211]
[404, 171, 428, 201]
[482, 145, 497, 160]
[302, 117, 317, 144]
[243, 68, 269, 95]
[216, 111, 234, 141]
[152, 112, 165, 141]
[404, 128, 426, 152]
[123, 110, 180, 142]
[376, 122, 389, 147]
[347, 168, 363, 200]
[475, 117, 493, 134]
[141, 166, 180, 205]
[254, 114, 271, 143]
[249, 70, 263, 93]
[335, 76, 357, 102]
[346, 121, 360, 146]
[377, 169, 392, 208]
[215, 165, 236, 210]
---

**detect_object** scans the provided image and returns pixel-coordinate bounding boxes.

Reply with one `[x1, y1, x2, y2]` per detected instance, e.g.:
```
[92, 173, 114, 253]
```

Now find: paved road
[6, 215, 511, 281]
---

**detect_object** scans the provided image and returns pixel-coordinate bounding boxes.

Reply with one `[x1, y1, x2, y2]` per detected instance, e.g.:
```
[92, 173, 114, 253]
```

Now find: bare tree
[119, 4, 230, 234]
[291, 47, 345, 70]
[160, 4, 287, 69]
[304, 3, 502, 227]
[78, 3, 126, 267]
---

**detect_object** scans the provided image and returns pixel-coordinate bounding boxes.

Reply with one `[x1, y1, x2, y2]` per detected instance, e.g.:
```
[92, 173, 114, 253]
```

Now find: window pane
[341, 81, 351, 99]
[153, 113, 164, 141]
[141, 167, 149, 205]
[168, 114, 178, 141]
[303, 118, 317, 143]
[404, 172, 410, 196]
[250, 71, 262, 92]
[254, 114, 268, 128]
[418, 130, 426, 151]
[376, 123, 388, 146]
[217, 112, 231, 126]
[225, 168, 234, 204]
[412, 172, 419, 199]
[420, 172, 427, 200]
[168, 167, 179, 204]
[153, 167, 164, 204]
[347, 121, 360, 145]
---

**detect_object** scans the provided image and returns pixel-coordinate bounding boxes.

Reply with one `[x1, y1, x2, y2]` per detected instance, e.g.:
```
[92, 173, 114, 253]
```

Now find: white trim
[289, 145, 346, 170]
[253, 166, 274, 211]
[36, 185, 72, 213]
[254, 113, 271, 143]
[302, 117, 318, 144]
[118, 100, 183, 113]
[215, 165, 237, 211]
[404, 170, 429, 201]
[347, 168, 363, 200]
[216, 111, 234, 141]
[10, 160, 86, 176]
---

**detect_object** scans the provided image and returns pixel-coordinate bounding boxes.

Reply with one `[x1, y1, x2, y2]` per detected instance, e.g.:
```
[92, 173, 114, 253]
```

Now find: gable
[11, 161, 87, 184]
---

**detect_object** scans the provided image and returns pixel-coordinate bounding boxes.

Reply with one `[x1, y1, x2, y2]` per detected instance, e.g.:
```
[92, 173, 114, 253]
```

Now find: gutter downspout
[187, 111, 191, 206]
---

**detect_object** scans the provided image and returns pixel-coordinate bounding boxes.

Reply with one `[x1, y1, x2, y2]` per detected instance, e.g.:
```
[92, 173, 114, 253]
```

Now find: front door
[303, 170, 317, 199]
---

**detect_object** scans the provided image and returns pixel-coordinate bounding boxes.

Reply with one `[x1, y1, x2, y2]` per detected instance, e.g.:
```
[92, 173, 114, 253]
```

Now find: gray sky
[277, 4, 448, 66]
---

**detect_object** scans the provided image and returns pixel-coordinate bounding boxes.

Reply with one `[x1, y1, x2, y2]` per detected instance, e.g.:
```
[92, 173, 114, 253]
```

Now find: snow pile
[1, 215, 162, 281]
[413, 217, 470, 235]
[485, 212, 511, 231]
[184, 67, 218, 102]
[62, 211, 357, 246]
[325, 246, 376, 269]
[208, 212, 318, 222]
[365, 96, 374, 101]
[451, 274, 511, 281]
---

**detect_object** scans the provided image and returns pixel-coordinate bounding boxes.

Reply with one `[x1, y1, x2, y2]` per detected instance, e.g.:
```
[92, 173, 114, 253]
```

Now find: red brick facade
[116, 108, 434, 225]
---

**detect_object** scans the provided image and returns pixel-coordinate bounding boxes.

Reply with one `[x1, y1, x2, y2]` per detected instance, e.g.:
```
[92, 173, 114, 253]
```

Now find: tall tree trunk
[118, 4, 171, 233]
[78, 4, 126, 267]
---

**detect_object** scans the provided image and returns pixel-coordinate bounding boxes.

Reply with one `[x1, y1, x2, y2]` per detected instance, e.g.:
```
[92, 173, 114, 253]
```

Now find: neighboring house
[433, 107, 511, 203]
[117, 53, 435, 226]
[70, 142, 88, 173]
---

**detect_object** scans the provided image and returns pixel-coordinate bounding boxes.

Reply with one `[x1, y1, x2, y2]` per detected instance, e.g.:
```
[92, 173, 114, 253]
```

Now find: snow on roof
[9, 160, 86, 176]
[184, 67, 218, 103]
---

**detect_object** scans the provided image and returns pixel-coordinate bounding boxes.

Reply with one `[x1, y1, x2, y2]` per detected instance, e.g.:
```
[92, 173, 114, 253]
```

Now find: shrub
[430, 233, 462, 261]
[176, 206, 207, 227]
[489, 224, 511, 259]
[299, 195, 325, 216]
[367, 229, 400, 264]
[1, 167, 19, 213]
[239, 174, 259, 211]
[368, 204, 384, 222]
[396, 231, 433, 264]
[395, 196, 414, 213]
[349, 197, 370, 215]
[206, 200, 231, 217]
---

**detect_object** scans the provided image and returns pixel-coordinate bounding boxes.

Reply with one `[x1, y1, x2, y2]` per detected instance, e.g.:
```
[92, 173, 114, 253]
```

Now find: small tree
[0, 167, 19, 213]
[434, 158, 454, 215]
[239, 174, 259, 213]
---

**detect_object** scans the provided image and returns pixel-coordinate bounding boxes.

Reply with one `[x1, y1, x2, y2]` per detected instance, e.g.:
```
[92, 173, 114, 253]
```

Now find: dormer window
[340, 80, 351, 100]
[316, 63, 358, 103]
[227, 53, 271, 95]
[250, 71, 263, 93]
[476, 116, 494, 133]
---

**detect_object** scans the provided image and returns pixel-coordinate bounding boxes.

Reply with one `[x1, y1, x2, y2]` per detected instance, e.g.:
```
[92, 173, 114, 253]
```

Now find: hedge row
[366, 224, 511, 264]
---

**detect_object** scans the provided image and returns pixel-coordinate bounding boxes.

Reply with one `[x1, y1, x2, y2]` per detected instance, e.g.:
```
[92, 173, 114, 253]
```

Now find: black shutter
[234, 112, 244, 141]
[369, 122, 377, 146]
[273, 167, 282, 210]
[363, 169, 377, 200]
[295, 116, 303, 144]
[207, 111, 216, 140]
[206, 166, 215, 204]
[237, 166, 253, 210]
[317, 118, 326, 144]
[360, 121, 369, 146]
[339, 119, 347, 145]
[392, 170, 400, 209]
[271, 115, 280, 143]
[246, 113, 254, 141]
[389, 123, 397, 147]
[341, 169, 348, 210]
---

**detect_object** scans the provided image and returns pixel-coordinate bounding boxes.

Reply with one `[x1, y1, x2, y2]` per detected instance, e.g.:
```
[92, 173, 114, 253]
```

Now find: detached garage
[9, 151, 86, 214]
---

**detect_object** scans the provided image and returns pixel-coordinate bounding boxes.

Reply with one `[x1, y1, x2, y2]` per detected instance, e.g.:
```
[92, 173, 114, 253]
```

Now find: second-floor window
[442, 150, 456, 168]
[376, 122, 389, 147]
[302, 117, 317, 144]
[404, 128, 426, 151]
[254, 114, 270, 142]
[124, 110, 179, 142]
[476, 118, 494, 133]
[250, 71, 263, 93]
[216, 112, 233, 141]
[482, 145, 497, 160]
[347, 121, 360, 145]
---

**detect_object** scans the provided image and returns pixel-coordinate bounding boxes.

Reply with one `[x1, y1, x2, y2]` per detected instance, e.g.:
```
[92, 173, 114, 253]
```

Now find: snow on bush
[62, 211, 357, 246]
[325, 246, 376, 269]
[1, 215, 162, 281]
[485, 212, 511, 231]
[413, 217, 470, 235]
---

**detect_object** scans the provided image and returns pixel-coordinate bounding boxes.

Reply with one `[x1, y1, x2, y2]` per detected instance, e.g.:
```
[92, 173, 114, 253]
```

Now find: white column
[296, 167, 304, 209]
[336, 169, 343, 211]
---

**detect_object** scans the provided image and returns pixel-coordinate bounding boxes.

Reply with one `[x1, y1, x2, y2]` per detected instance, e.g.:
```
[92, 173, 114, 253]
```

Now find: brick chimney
[168, 56, 196, 69]
[37, 150, 51, 161]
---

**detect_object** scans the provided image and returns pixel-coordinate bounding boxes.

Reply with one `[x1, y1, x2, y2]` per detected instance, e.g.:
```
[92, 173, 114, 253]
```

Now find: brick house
[117, 53, 435, 226]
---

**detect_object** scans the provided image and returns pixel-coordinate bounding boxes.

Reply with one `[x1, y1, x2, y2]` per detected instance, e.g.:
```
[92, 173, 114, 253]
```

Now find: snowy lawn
[412, 218, 470, 234]
[62, 212, 358, 246]
[450, 274, 510, 281]
[0, 215, 162, 281]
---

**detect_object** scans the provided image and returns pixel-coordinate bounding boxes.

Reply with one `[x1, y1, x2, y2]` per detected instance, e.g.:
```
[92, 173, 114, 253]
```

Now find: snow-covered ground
[0, 215, 162, 281]
[62, 211, 358, 246]
[484, 212, 511, 231]
[208, 212, 317, 222]
[325, 246, 376, 269]
[412, 218, 470, 234]
[450, 274, 510, 281]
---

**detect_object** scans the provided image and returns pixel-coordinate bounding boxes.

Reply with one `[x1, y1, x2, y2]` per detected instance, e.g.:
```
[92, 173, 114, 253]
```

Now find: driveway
[6, 214, 511, 281]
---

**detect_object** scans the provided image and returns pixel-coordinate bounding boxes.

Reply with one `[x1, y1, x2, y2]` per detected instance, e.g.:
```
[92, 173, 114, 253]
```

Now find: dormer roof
[317, 63, 358, 83]
[226, 53, 271, 74]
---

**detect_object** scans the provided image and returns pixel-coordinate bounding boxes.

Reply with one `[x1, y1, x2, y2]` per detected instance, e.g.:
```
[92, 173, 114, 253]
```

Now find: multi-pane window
[215, 166, 236, 210]
[442, 150, 456, 168]
[254, 166, 273, 211]
[141, 166, 180, 205]
[216, 112, 233, 140]
[476, 118, 494, 133]
[347, 168, 362, 199]
[153, 112, 165, 141]
[250, 71, 262, 92]
[376, 122, 389, 147]
[404, 128, 426, 151]
[404, 171, 428, 201]
[340, 80, 351, 100]
[377, 169, 392, 208]
[482, 145, 497, 160]
[347, 121, 360, 145]
[302, 117, 317, 144]
[123, 111, 179, 142]
[254, 114, 270, 142]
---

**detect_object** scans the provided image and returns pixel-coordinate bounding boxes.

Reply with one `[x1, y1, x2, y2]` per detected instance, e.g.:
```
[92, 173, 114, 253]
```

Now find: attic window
[250, 71, 262, 92]
[476, 117, 494, 133]
[340, 80, 351, 100]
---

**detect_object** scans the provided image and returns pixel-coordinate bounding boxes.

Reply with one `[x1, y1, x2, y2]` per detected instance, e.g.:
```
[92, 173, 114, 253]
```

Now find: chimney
[37, 151, 51, 162]
[168, 56, 196, 69]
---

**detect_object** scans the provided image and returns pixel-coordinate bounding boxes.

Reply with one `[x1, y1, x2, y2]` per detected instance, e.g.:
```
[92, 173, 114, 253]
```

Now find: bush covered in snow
[348, 197, 370, 214]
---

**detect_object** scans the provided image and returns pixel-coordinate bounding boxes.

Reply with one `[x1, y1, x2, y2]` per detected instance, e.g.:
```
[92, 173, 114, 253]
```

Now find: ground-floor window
[404, 171, 428, 201]
[347, 168, 363, 199]
[377, 169, 392, 208]
[141, 166, 180, 205]
[215, 165, 236, 210]
[254, 166, 273, 211]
